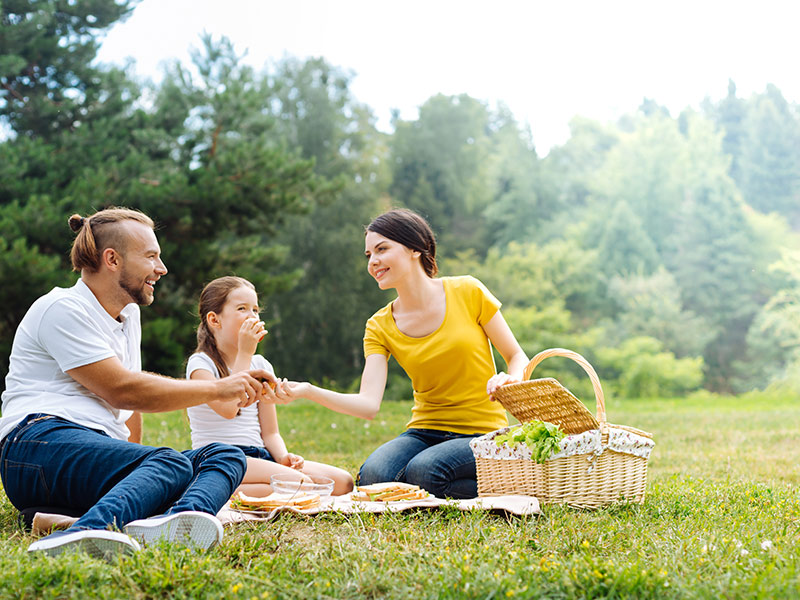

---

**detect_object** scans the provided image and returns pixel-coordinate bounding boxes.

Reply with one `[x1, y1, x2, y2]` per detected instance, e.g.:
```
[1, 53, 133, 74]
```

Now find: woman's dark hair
[366, 208, 438, 277]
[195, 276, 255, 378]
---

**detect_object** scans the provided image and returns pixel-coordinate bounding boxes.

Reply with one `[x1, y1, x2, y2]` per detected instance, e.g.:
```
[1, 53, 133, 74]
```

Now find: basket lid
[492, 377, 600, 435]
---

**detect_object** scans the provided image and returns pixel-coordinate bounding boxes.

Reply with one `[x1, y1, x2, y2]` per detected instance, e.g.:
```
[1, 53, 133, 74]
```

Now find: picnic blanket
[29, 495, 540, 535]
[218, 494, 540, 524]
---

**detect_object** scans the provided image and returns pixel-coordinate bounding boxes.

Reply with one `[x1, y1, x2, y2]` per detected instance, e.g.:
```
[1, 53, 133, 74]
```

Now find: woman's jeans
[358, 428, 481, 499]
[0, 413, 247, 531]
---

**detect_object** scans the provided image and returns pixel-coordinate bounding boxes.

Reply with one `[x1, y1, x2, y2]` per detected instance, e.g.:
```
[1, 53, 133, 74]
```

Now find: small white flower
[761, 540, 773, 551]
[734, 540, 743, 549]
[330, 423, 337, 429]
[741, 549, 749, 557]
[290, 429, 296, 435]
[380, 421, 387, 426]
[363, 423, 370, 429]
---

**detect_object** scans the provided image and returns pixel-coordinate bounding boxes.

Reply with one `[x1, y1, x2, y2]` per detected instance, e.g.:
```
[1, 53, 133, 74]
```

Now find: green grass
[1, 391, 800, 599]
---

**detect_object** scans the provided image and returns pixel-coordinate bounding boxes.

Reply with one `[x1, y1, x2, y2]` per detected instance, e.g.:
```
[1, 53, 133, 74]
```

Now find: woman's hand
[262, 378, 295, 405]
[486, 371, 521, 398]
[279, 453, 305, 471]
[282, 380, 312, 400]
[237, 317, 267, 357]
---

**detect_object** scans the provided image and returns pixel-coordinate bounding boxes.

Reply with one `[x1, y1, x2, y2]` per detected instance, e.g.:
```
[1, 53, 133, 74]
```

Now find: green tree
[740, 85, 800, 224]
[262, 56, 389, 383]
[480, 104, 545, 248]
[1, 0, 137, 137]
[594, 201, 660, 277]
[702, 79, 747, 184]
[390, 94, 495, 256]
[604, 268, 713, 358]
[0, 31, 333, 381]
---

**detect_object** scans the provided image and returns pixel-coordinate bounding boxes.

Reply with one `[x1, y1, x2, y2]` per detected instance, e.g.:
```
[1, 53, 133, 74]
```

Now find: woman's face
[364, 231, 419, 290]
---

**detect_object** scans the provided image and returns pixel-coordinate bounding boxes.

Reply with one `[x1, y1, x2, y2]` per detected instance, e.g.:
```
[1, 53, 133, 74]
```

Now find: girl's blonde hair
[68, 207, 155, 272]
[195, 276, 256, 377]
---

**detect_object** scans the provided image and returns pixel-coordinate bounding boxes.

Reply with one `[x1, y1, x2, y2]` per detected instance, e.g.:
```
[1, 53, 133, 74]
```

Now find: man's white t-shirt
[185, 352, 274, 450]
[0, 279, 138, 442]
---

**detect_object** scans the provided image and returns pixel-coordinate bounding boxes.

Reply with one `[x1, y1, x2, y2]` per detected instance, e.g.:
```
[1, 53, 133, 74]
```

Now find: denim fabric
[0, 413, 247, 531]
[358, 428, 481, 499]
[234, 445, 275, 462]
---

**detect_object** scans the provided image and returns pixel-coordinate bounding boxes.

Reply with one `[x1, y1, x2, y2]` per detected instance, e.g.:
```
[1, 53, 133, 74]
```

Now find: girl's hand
[238, 317, 267, 357]
[280, 453, 305, 470]
[486, 372, 521, 398]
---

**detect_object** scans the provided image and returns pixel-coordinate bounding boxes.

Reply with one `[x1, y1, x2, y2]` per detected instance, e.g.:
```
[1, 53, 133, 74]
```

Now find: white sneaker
[28, 529, 140, 560]
[124, 511, 223, 551]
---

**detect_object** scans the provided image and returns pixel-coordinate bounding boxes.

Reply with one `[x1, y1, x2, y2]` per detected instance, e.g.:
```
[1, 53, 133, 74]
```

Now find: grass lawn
[1, 390, 799, 599]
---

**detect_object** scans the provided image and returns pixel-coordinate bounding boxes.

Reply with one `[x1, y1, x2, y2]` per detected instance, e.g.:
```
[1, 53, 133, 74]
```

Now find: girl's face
[364, 231, 420, 290]
[209, 285, 261, 345]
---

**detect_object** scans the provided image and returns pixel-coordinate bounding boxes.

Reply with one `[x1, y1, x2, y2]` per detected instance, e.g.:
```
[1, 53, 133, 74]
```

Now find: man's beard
[119, 269, 152, 306]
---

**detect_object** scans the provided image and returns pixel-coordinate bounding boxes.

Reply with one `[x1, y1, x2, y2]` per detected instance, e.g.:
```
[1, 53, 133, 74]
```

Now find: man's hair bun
[68, 214, 85, 233]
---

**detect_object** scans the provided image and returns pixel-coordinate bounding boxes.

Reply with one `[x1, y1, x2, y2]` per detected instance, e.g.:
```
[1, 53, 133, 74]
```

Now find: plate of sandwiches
[349, 482, 430, 503]
[229, 490, 322, 514]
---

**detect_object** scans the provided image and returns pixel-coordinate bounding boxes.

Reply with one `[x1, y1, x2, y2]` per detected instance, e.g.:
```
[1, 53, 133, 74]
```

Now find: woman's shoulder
[366, 299, 394, 325]
[442, 275, 486, 293]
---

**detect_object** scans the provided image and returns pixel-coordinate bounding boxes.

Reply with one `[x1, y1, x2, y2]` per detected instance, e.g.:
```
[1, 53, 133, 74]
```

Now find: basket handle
[523, 348, 607, 426]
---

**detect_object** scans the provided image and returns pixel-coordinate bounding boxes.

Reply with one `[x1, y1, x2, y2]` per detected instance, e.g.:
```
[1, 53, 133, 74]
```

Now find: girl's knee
[334, 470, 355, 495]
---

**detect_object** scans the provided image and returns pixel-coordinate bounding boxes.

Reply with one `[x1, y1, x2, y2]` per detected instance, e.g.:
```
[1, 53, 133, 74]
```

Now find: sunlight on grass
[2, 392, 800, 598]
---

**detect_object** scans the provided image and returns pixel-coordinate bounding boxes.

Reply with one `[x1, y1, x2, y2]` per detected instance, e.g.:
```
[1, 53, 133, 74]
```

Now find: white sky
[96, 0, 800, 155]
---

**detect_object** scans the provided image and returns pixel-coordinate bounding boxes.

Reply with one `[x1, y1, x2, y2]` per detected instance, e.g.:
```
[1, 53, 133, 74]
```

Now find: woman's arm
[483, 310, 528, 395]
[282, 353, 388, 420]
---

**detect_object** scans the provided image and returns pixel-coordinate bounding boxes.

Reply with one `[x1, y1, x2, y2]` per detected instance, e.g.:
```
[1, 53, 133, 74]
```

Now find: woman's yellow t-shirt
[363, 276, 508, 434]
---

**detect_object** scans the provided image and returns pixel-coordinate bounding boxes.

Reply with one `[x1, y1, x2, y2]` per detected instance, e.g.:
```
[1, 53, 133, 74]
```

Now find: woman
[282, 209, 527, 498]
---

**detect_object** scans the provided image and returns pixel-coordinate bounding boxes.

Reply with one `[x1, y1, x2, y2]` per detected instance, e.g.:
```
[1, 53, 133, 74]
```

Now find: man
[0, 208, 278, 560]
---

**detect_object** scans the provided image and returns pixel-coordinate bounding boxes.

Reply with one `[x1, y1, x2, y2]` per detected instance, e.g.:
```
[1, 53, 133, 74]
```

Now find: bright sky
[96, 0, 800, 156]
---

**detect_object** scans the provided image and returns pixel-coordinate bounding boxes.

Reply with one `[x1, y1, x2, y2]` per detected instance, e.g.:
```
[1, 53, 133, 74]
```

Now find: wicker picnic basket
[473, 348, 653, 508]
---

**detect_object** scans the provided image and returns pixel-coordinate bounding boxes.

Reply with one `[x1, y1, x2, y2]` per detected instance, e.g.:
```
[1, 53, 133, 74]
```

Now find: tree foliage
[2, 1, 800, 398]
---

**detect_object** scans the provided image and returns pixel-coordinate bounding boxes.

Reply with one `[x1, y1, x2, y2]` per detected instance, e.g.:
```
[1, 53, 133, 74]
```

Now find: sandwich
[231, 490, 320, 511]
[351, 482, 429, 502]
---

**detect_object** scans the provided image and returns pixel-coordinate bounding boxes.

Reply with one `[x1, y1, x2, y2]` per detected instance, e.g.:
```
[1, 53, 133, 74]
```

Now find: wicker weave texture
[476, 452, 648, 509]
[491, 378, 599, 435]
[476, 348, 652, 508]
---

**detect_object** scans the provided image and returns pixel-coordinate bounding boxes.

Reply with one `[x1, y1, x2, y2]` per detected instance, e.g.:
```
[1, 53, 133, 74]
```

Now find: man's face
[117, 222, 168, 306]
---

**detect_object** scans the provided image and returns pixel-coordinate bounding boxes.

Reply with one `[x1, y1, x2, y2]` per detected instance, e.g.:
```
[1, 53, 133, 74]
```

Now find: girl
[186, 276, 354, 497]
[281, 209, 528, 499]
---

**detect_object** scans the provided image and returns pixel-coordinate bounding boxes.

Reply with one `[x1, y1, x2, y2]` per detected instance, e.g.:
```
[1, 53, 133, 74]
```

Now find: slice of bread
[351, 482, 429, 502]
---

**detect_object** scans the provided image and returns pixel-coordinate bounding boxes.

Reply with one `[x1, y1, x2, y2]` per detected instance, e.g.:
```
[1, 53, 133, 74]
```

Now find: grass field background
[1, 390, 799, 599]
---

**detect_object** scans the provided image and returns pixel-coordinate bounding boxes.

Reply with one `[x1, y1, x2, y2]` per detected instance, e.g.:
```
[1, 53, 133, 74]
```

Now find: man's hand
[216, 370, 275, 408]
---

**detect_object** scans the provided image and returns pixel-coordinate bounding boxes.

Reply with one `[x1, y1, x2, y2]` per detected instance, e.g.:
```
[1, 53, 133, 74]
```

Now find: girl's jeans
[358, 428, 481, 499]
[0, 413, 246, 531]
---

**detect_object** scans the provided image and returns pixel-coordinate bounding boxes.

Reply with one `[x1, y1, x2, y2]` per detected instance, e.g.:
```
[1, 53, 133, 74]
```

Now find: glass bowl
[270, 474, 335, 497]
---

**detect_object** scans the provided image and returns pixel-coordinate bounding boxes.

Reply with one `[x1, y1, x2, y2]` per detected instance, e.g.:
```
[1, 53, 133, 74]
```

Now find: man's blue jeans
[0, 414, 246, 531]
[358, 428, 481, 499]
